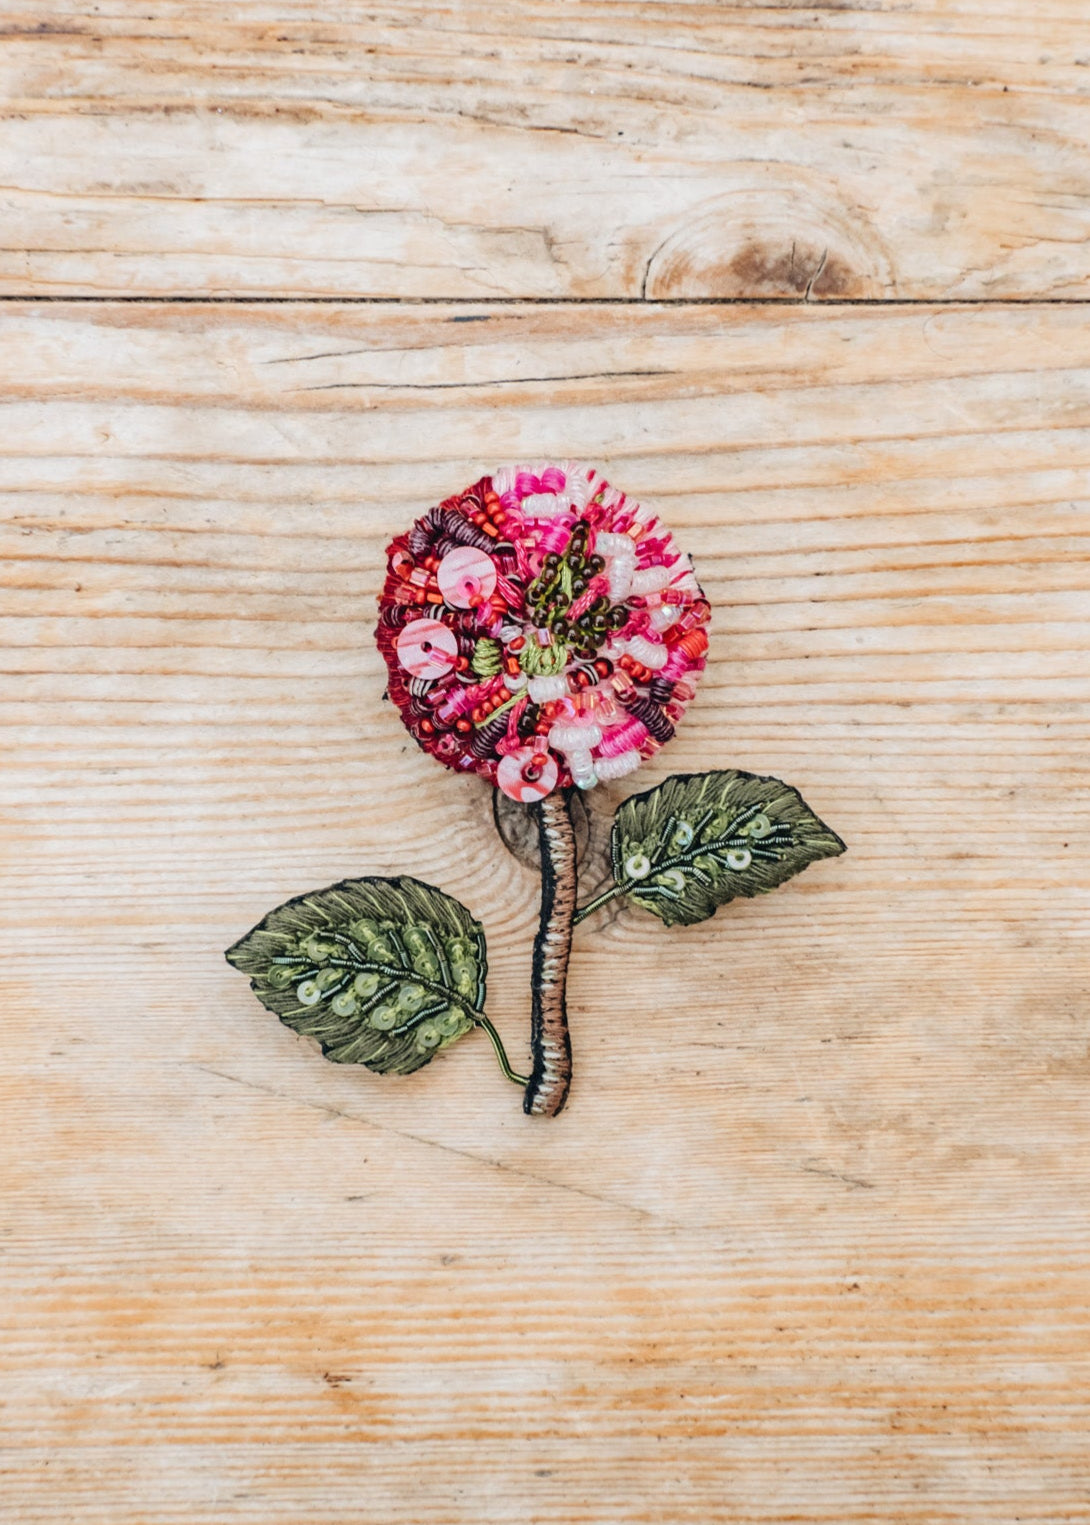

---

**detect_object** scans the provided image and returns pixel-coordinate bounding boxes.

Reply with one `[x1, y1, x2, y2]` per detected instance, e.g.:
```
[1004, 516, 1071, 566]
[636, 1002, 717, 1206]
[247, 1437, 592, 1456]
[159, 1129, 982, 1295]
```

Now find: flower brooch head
[376, 461, 711, 802]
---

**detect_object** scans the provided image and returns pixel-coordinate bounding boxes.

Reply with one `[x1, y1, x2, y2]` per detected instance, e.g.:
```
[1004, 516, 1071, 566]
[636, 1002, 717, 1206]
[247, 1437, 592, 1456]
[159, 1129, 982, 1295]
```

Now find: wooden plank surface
[2, 300, 1089, 1523]
[3, 1, 1090, 298]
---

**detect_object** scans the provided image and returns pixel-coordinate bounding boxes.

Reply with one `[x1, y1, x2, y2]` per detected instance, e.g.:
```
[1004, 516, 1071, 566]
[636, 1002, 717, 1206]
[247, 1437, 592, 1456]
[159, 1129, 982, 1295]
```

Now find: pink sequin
[496, 746, 559, 803]
[436, 545, 497, 609]
[396, 618, 458, 680]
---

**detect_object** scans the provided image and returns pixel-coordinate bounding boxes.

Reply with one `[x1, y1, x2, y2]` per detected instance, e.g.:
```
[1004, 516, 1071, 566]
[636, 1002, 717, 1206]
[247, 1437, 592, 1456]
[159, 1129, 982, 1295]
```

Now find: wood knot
[643, 182, 894, 300]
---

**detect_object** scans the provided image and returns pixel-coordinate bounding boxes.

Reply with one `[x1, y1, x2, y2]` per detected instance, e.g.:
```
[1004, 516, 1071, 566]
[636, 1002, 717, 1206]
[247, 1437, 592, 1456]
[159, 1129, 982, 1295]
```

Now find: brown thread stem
[523, 789, 577, 1117]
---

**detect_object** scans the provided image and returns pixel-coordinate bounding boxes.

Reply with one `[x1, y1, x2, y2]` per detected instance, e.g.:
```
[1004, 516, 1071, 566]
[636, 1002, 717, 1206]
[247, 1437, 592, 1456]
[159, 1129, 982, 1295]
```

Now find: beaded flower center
[376, 462, 711, 802]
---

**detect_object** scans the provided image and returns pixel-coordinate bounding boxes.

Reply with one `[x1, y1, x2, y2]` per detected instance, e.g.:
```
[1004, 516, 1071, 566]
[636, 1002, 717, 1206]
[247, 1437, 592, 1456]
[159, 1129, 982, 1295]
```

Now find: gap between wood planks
[2, 295, 1090, 306]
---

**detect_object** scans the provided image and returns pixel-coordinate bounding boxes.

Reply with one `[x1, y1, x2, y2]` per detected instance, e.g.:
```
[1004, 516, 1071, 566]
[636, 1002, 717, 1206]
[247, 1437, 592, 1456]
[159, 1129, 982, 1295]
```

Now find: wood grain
[2, 300, 1089, 1523]
[2, 1, 1090, 298]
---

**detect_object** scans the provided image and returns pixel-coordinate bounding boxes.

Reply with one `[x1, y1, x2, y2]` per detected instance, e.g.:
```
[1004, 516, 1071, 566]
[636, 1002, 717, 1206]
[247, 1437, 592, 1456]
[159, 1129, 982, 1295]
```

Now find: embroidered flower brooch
[226, 461, 845, 1116]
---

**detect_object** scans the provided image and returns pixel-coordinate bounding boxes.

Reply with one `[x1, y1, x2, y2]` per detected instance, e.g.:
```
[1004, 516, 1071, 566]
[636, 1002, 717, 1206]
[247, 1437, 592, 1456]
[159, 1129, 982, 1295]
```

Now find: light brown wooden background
[2, 5, 1089, 1523]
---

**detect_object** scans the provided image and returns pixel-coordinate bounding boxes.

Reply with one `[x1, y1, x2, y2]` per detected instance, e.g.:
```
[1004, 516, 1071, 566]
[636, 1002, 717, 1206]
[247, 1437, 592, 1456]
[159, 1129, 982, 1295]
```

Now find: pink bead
[436, 545, 497, 609]
[596, 718, 651, 757]
[496, 746, 559, 803]
[396, 617, 458, 680]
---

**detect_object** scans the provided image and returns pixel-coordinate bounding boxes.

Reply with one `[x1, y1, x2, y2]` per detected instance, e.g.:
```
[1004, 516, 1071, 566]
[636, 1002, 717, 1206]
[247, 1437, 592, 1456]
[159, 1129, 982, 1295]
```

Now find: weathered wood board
[2, 301, 1089, 1523]
[2, 0, 1090, 298]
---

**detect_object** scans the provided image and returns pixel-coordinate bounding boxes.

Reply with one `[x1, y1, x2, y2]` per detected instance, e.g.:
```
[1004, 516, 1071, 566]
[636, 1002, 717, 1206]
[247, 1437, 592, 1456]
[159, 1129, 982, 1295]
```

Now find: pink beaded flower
[228, 463, 844, 1124]
[376, 461, 711, 804]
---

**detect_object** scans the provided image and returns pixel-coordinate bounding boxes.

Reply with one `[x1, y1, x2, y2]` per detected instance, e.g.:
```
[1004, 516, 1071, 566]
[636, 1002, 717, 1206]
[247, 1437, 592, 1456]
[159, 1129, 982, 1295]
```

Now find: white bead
[522, 492, 570, 517]
[630, 565, 671, 595]
[527, 674, 568, 703]
[726, 848, 752, 871]
[562, 463, 595, 508]
[608, 561, 633, 602]
[549, 721, 602, 753]
[593, 749, 641, 781]
[567, 748, 597, 788]
[743, 813, 772, 840]
[623, 634, 668, 670]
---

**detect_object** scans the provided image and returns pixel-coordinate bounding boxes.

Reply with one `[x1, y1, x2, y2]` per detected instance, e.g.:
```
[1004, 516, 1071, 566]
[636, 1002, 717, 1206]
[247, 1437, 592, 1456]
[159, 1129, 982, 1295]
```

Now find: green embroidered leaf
[610, 769, 845, 928]
[225, 876, 486, 1075]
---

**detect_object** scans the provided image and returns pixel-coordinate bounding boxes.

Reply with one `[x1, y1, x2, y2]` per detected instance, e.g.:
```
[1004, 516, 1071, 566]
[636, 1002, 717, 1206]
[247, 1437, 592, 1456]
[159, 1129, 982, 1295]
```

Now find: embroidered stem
[473, 1013, 529, 1087]
[523, 789, 577, 1117]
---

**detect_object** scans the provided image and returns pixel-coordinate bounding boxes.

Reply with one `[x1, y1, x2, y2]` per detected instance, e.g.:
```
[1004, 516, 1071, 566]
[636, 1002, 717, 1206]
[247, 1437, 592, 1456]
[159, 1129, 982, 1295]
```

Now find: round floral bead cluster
[376, 462, 711, 802]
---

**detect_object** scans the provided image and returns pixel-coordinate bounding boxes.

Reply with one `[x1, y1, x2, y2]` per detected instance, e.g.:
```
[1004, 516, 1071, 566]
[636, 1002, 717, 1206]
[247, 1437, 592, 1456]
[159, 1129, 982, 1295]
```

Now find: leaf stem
[472, 1013, 529, 1087]
[572, 883, 628, 925]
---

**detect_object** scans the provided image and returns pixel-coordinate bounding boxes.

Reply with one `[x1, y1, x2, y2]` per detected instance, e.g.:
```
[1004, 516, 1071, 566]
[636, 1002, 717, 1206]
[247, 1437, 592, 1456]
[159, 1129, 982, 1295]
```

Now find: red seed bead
[454, 717, 473, 736]
[593, 657, 613, 678]
[423, 555, 439, 571]
[505, 655, 521, 676]
[455, 654, 470, 672]
[508, 635, 526, 653]
[677, 628, 709, 660]
[481, 521, 499, 538]
[418, 719, 435, 737]
[425, 590, 444, 605]
[620, 654, 653, 683]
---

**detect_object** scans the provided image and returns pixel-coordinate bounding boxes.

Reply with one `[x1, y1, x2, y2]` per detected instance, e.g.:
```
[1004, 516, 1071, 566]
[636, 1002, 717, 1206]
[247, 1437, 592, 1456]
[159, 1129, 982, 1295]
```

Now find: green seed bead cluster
[523, 519, 627, 658]
[446, 935, 482, 1003]
[270, 918, 483, 1054]
[471, 638, 503, 677]
[402, 924, 442, 981]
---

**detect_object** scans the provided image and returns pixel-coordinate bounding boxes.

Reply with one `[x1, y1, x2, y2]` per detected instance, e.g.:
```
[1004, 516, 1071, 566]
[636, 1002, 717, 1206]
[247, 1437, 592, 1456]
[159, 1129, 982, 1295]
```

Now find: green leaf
[610, 769, 845, 927]
[225, 876, 486, 1075]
